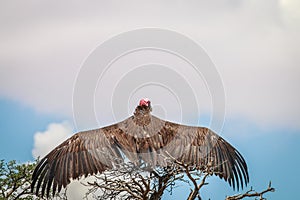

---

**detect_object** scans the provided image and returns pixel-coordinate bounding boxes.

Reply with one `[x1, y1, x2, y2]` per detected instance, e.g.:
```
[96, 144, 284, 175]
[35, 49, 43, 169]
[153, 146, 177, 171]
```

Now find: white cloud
[32, 122, 73, 158]
[0, 0, 299, 130]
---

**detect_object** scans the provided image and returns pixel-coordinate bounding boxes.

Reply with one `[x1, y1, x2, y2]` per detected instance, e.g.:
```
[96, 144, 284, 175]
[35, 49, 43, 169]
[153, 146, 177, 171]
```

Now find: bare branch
[83, 153, 274, 200]
[226, 182, 275, 200]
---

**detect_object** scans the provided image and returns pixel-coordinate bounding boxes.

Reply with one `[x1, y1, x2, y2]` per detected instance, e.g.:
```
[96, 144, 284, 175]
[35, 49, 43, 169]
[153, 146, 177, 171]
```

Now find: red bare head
[139, 98, 150, 107]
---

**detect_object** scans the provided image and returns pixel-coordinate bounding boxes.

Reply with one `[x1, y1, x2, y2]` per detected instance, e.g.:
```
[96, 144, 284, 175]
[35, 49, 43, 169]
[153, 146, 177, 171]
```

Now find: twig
[226, 182, 275, 200]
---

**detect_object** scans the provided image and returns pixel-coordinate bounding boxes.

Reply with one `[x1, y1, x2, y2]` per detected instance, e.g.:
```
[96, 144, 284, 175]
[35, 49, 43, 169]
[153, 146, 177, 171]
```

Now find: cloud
[32, 122, 73, 158]
[0, 0, 299, 130]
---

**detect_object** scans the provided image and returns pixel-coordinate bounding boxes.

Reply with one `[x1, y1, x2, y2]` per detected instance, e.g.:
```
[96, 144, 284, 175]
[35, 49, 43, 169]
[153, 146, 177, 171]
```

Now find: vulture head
[139, 98, 151, 108]
[135, 98, 152, 117]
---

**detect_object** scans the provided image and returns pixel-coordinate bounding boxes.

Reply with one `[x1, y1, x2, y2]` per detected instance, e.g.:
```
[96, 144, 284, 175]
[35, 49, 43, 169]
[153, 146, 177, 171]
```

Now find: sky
[0, 0, 300, 199]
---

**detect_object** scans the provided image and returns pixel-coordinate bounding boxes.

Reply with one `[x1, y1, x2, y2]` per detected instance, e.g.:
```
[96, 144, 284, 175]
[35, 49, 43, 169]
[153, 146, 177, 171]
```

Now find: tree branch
[226, 182, 275, 200]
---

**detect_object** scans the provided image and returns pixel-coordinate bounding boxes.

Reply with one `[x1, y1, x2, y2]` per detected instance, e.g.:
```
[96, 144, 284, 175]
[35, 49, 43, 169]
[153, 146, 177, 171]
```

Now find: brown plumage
[31, 98, 249, 197]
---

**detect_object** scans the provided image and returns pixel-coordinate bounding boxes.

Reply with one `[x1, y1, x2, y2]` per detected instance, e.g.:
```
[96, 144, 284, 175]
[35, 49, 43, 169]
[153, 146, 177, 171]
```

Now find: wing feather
[52, 175, 58, 197]
[35, 164, 47, 196]
[46, 158, 57, 197]
[31, 125, 125, 197]
[41, 168, 50, 196]
[151, 117, 249, 190]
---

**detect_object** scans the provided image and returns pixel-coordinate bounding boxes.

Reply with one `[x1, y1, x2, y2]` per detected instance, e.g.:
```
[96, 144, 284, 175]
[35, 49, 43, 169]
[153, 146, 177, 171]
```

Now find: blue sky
[1, 0, 300, 199]
[0, 98, 63, 161]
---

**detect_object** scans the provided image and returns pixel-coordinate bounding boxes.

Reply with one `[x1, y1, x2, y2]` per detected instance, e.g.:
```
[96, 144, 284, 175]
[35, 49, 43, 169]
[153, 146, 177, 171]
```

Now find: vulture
[31, 98, 249, 197]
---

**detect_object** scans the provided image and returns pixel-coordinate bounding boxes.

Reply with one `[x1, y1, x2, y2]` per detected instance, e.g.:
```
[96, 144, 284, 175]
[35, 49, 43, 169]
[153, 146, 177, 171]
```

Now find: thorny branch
[226, 182, 275, 200]
[85, 161, 185, 200]
[165, 153, 215, 200]
[84, 154, 275, 200]
[86, 153, 215, 200]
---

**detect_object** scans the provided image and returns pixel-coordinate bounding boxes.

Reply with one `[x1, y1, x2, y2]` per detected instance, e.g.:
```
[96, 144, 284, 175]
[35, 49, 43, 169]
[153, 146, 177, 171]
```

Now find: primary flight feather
[31, 98, 249, 197]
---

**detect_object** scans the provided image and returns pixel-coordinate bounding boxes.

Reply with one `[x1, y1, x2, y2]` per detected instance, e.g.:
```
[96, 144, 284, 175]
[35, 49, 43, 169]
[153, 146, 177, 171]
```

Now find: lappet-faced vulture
[31, 98, 249, 197]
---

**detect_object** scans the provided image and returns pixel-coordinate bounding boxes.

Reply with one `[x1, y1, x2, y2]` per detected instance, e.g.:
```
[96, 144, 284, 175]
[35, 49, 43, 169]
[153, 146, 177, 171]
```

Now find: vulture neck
[133, 106, 152, 126]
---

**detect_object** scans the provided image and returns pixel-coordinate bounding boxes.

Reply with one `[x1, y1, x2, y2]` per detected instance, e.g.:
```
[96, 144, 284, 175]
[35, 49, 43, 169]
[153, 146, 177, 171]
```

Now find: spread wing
[31, 123, 126, 197]
[155, 117, 249, 190]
